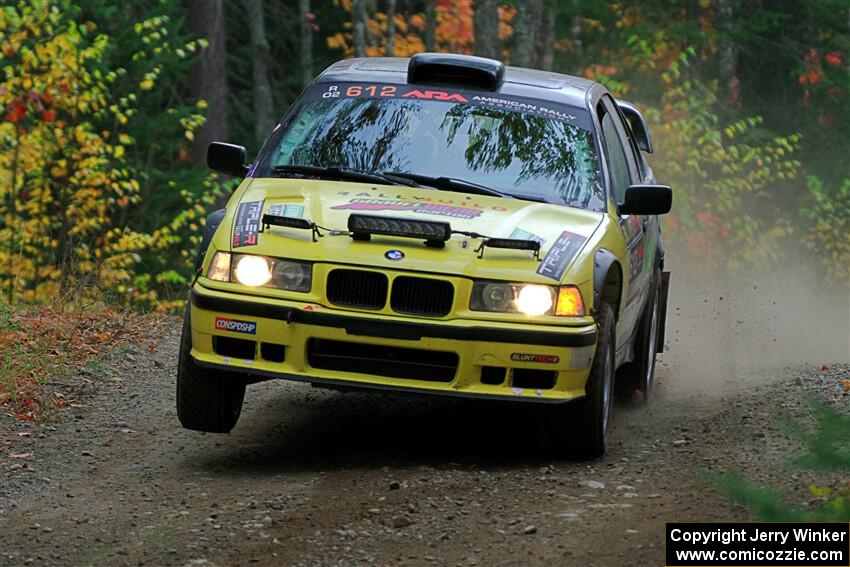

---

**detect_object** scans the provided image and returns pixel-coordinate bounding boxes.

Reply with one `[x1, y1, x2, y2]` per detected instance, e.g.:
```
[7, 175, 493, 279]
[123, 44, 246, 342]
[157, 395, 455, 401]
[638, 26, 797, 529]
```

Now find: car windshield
[255, 83, 604, 209]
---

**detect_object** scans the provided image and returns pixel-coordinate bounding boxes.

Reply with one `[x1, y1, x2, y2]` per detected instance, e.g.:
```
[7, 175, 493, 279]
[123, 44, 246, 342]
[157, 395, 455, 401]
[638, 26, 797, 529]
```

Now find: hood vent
[407, 53, 505, 91]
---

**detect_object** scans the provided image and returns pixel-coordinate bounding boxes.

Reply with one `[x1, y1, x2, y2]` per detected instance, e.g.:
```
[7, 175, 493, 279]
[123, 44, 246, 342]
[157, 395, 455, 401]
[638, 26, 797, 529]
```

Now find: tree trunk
[473, 0, 500, 60]
[717, 0, 740, 105]
[424, 0, 436, 52]
[299, 0, 313, 86]
[511, 0, 542, 68]
[385, 0, 396, 56]
[535, 8, 555, 70]
[188, 0, 229, 163]
[570, 0, 583, 75]
[353, 0, 367, 57]
[244, 0, 274, 147]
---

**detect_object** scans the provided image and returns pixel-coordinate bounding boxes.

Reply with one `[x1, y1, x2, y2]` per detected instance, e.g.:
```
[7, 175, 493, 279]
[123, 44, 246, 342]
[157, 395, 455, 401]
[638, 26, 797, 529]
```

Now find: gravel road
[0, 316, 847, 566]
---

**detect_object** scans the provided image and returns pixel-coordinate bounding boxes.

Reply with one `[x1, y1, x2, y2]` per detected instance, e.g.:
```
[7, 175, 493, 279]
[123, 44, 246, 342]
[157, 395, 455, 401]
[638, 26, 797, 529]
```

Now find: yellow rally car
[178, 53, 672, 457]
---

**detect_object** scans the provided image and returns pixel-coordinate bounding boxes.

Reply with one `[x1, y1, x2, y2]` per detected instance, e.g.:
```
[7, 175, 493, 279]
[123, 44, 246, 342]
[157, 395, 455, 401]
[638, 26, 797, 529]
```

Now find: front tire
[176, 309, 246, 433]
[546, 302, 616, 459]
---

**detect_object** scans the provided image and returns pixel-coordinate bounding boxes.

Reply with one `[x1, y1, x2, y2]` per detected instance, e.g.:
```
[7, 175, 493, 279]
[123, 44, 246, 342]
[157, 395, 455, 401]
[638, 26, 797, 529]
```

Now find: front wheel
[176, 309, 246, 433]
[545, 302, 616, 459]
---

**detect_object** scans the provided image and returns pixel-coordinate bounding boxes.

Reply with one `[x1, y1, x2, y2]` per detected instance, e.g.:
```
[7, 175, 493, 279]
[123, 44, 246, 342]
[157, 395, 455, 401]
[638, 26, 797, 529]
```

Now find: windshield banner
[303, 82, 593, 131]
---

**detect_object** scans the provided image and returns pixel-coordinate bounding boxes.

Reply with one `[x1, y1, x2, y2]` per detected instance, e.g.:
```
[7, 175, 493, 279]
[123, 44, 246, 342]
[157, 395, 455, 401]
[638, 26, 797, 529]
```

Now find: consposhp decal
[215, 317, 257, 335]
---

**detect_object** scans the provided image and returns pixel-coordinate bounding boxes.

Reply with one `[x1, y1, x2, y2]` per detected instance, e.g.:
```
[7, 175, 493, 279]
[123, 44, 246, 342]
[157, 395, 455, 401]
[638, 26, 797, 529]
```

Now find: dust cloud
[655, 249, 849, 398]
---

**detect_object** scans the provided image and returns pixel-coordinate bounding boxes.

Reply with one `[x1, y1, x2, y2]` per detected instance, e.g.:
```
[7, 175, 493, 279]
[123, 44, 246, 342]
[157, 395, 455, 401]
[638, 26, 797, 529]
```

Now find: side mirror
[207, 142, 249, 177]
[618, 184, 672, 215]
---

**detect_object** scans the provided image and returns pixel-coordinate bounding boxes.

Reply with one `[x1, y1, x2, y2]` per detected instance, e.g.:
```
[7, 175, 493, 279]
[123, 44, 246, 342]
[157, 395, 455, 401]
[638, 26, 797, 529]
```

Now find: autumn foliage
[0, 3, 217, 308]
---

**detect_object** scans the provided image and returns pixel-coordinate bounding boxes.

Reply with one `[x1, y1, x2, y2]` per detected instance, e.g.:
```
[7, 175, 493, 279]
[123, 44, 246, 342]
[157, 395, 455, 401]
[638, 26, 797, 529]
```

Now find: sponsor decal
[511, 353, 560, 364]
[232, 200, 263, 248]
[215, 317, 257, 335]
[331, 198, 497, 220]
[628, 239, 645, 279]
[267, 203, 305, 219]
[471, 95, 577, 122]
[401, 89, 469, 103]
[385, 249, 405, 261]
[509, 228, 546, 246]
[536, 230, 587, 281]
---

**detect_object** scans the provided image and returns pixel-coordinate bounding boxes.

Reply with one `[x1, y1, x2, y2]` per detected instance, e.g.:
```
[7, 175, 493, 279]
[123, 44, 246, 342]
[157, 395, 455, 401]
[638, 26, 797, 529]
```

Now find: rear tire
[616, 268, 661, 404]
[176, 309, 246, 433]
[546, 303, 616, 459]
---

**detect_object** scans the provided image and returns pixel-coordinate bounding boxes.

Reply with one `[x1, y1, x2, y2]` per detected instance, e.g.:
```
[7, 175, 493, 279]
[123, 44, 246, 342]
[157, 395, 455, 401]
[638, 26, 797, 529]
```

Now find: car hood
[225, 178, 604, 284]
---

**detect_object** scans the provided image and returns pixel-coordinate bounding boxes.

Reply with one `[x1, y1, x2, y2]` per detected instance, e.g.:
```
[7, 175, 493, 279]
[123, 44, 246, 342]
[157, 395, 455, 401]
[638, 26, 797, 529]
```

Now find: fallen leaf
[10, 452, 34, 459]
[841, 379, 850, 396]
[821, 364, 830, 371]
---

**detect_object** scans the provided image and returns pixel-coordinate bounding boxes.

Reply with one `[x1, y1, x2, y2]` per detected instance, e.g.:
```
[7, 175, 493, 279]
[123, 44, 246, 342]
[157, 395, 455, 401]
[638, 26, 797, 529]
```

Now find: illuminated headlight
[206, 252, 311, 292]
[234, 255, 272, 287]
[515, 285, 554, 315]
[470, 282, 584, 317]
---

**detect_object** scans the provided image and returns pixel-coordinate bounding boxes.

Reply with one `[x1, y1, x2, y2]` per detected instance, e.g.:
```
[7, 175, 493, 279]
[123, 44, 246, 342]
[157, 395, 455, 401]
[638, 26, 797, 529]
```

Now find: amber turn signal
[555, 286, 585, 317]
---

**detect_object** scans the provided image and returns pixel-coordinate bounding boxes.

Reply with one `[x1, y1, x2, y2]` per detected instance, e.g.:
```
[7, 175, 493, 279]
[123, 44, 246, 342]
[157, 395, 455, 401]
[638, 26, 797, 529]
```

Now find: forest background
[0, 0, 847, 309]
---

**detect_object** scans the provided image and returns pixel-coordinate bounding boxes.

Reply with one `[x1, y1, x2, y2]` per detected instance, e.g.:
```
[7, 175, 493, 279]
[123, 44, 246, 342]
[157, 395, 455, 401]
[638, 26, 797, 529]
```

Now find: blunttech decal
[510, 353, 560, 364]
[537, 231, 586, 281]
[232, 200, 263, 248]
[331, 197, 507, 220]
[214, 317, 257, 335]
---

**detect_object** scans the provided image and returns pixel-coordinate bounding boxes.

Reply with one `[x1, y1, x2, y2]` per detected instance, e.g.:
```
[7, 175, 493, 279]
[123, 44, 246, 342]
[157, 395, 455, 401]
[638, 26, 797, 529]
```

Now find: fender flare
[194, 208, 227, 273]
[593, 249, 623, 321]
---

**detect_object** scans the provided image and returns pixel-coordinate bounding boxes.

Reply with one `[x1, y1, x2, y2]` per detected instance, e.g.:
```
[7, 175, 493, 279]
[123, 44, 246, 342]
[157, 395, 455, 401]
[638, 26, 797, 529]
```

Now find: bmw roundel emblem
[385, 249, 405, 261]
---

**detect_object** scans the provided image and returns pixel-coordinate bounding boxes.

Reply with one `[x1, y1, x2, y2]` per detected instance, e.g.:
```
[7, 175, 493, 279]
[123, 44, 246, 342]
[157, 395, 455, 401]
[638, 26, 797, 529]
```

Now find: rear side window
[600, 112, 631, 204]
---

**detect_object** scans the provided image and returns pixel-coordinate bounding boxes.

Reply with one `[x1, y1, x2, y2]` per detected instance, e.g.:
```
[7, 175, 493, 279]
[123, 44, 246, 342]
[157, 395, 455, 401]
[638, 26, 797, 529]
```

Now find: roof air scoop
[407, 53, 505, 91]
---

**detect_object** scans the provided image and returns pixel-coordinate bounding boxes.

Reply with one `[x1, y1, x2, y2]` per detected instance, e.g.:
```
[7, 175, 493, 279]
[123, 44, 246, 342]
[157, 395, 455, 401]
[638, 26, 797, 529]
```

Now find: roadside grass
[713, 395, 850, 521]
[0, 301, 161, 421]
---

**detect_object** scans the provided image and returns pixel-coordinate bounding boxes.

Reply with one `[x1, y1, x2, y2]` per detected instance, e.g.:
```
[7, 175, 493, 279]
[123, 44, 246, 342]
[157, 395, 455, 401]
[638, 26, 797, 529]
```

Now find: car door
[598, 95, 649, 350]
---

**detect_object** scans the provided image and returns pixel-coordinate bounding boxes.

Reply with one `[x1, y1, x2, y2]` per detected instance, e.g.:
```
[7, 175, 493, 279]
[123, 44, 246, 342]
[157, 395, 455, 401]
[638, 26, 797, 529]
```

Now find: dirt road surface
[1, 271, 848, 566]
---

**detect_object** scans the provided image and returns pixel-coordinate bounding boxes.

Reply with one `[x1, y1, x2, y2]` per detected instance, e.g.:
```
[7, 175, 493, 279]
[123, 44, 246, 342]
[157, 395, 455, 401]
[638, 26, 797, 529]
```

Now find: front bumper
[188, 284, 598, 403]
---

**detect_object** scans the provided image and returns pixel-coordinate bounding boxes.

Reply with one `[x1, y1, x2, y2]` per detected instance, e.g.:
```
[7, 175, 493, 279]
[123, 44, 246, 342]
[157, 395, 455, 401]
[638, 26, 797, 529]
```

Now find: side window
[600, 111, 631, 204]
[621, 120, 648, 180]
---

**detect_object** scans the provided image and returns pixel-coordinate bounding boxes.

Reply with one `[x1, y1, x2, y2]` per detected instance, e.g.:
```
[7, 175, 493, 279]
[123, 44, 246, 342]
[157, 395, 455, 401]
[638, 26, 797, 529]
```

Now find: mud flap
[657, 271, 670, 353]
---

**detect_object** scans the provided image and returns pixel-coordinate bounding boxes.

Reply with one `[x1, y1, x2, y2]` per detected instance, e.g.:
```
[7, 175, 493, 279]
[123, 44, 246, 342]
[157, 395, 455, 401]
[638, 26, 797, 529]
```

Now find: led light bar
[476, 238, 541, 260]
[262, 214, 313, 230]
[347, 214, 451, 248]
[261, 214, 321, 242]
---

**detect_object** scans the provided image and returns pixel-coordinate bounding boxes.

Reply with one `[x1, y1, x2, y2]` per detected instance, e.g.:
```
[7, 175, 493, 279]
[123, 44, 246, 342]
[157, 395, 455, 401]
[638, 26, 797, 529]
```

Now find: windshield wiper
[272, 165, 416, 187]
[383, 171, 511, 199]
[383, 171, 551, 203]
